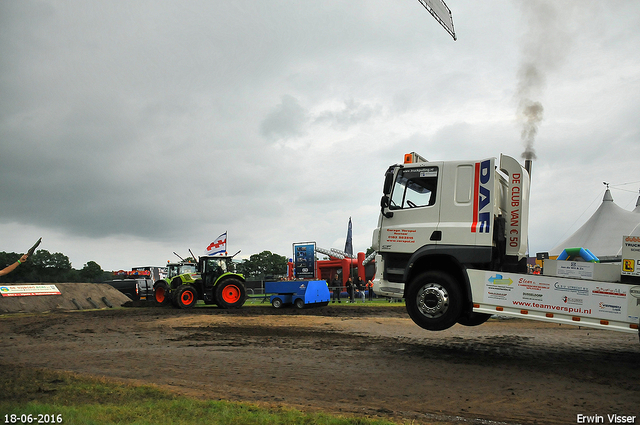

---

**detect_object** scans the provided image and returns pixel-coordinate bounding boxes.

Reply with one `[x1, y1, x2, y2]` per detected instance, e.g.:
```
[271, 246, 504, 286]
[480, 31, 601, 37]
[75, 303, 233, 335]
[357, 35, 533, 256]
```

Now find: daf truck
[372, 152, 640, 338]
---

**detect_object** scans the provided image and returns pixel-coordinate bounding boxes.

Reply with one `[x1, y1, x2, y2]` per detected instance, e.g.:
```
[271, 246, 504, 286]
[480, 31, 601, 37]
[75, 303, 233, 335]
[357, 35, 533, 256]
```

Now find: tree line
[0, 249, 289, 284]
[0, 250, 107, 283]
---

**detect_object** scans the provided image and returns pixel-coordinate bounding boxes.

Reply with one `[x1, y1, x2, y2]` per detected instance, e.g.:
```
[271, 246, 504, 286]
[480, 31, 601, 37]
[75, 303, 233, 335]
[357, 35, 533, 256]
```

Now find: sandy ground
[0, 303, 638, 425]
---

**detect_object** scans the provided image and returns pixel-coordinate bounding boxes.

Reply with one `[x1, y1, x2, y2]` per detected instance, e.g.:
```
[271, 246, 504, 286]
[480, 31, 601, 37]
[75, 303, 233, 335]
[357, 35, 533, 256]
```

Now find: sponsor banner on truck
[0, 285, 61, 297]
[473, 270, 633, 322]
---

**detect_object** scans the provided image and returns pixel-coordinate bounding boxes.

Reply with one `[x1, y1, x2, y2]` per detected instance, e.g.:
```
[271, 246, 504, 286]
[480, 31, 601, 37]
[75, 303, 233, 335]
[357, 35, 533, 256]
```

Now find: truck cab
[373, 153, 640, 338]
[372, 153, 530, 330]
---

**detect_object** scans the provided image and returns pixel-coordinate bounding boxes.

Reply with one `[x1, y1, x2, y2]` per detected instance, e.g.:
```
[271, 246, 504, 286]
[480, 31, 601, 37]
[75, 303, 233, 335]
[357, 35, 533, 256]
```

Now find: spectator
[331, 274, 341, 303]
[357, 277, 365, 303]
[347, 277, 355, 303]
[367, 279, 374, 301]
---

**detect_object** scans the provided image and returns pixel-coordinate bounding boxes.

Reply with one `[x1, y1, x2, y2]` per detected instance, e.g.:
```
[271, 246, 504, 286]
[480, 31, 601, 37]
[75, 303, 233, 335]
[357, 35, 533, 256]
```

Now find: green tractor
[153, 255, 246, 309]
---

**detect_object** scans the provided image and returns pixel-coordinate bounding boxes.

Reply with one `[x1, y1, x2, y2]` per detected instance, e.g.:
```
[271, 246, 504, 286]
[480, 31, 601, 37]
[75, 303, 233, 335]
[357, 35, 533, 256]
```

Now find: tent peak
[603, 188, 614, 202]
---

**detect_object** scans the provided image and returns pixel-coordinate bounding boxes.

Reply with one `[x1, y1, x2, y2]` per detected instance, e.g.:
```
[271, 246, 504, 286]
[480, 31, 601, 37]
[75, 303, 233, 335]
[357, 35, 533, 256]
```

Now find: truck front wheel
[406, 271, 462, 331]
[216, 278, 246, 309]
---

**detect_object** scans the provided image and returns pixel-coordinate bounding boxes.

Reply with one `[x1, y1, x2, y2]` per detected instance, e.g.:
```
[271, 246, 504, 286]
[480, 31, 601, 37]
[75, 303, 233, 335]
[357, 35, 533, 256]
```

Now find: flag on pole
[344, 218, 353, 257]
[205, 232, 227, 256]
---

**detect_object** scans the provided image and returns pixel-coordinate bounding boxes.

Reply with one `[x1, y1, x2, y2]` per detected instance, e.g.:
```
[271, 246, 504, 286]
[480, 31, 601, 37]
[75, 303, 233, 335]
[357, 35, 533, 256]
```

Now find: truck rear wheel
[271, 297, 283, 309]
[154, 282, 171, 305]
[174, 285, 198, 309]
[406, 271, 462, 331]
[216, 278, 246, 309]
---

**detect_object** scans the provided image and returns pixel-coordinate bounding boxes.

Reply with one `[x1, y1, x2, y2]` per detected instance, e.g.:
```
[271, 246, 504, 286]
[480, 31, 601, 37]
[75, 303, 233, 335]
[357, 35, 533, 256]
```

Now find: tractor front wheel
[215, 278, 246, 309]
[174, 285, 198, 309]
[154, 282, 171, 305]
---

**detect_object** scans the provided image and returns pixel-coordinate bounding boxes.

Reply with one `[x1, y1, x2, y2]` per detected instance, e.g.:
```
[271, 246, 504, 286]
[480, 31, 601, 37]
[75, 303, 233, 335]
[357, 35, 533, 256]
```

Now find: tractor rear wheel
[154, 282, 171, 305]
[215, 278, 246, 309]
[174, 285, 198, 309]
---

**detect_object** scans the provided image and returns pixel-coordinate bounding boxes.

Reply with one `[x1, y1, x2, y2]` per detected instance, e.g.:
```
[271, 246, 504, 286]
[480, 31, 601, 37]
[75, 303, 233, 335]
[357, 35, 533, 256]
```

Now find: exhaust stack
[524, 159, 532, 178]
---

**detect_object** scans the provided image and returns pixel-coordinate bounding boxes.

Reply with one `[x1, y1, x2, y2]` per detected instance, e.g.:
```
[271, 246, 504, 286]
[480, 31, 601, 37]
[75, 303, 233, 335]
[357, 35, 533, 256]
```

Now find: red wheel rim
[156, 287, 166, 303]
[181, 290, 194, 305]
[221, 285, 241, 303]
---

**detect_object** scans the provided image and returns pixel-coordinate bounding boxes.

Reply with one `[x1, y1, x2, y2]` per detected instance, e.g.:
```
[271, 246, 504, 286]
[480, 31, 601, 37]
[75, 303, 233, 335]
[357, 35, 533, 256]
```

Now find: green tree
[30, 250, 73, 282]
[80, 261, 104, 282]
[237, 251, 288, 280]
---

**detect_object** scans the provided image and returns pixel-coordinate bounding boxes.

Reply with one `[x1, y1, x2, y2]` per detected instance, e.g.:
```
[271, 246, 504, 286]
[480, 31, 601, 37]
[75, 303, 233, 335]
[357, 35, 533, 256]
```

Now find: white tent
[549, 189, 640, 260]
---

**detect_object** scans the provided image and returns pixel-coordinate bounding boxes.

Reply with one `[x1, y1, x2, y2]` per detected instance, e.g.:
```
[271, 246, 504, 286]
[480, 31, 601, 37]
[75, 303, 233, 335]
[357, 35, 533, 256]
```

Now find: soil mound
[0, 283, 132, 314]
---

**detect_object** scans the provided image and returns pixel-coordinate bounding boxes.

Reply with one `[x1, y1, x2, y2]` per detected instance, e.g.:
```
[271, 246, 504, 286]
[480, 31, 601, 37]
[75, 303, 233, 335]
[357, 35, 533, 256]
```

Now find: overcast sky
[1, 1, 639, 271]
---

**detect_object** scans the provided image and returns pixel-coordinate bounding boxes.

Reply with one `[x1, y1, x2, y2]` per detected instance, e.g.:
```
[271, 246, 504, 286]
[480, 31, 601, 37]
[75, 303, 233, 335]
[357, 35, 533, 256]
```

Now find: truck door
[437, 159, 495, 248]
[379, 164, 442, 254]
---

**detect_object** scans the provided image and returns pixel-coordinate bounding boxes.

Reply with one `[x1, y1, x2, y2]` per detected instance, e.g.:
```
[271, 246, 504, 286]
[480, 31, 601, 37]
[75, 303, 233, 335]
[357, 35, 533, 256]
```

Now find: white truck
[372, 152, 640, 338]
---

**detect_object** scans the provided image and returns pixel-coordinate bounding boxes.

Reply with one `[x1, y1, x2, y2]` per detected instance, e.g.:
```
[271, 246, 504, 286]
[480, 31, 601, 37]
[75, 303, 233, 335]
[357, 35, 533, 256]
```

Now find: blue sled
[265, 280, 330, 309]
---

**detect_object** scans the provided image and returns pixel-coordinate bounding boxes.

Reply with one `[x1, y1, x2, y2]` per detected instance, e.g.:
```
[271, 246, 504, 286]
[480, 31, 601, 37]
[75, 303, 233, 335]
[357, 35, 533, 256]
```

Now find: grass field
[1, 366, 405, 425]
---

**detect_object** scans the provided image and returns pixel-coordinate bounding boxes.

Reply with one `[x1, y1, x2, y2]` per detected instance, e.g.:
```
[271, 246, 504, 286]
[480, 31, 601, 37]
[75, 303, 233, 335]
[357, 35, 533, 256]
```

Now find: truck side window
[389, 168, 438, 209]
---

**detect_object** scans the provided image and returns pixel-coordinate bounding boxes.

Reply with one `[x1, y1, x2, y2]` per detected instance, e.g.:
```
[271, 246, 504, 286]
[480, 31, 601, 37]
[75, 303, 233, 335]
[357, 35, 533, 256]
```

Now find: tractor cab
[166, 262, 198, 279]
[199, 256, 234, 285]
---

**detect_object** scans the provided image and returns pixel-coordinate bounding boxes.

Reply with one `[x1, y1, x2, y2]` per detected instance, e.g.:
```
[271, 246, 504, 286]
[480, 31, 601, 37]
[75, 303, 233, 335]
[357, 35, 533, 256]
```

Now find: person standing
[357, 276, 365, 303]
[346, 277, 355, 303]
[331, 274, 341, 303]
[367, 279, 374, 301]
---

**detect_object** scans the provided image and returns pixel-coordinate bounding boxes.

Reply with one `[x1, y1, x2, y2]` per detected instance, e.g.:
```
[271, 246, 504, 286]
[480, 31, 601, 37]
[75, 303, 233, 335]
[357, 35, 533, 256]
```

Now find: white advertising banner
[0, 285, 61, 297]
[471, 270, 635, 323]
[556, 261, 595, 279]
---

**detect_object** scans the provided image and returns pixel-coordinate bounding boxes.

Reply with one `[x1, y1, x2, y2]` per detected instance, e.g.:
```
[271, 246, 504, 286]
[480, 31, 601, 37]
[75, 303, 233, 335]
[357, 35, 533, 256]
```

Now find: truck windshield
[390, 167, 438, 209]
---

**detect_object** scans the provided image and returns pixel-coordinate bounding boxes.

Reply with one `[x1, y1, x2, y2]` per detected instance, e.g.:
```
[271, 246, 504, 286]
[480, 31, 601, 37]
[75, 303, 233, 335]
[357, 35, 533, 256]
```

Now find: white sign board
[0, 285, 61, 297]
[556, 260, 595, 280]
[471, 270, 636, 323]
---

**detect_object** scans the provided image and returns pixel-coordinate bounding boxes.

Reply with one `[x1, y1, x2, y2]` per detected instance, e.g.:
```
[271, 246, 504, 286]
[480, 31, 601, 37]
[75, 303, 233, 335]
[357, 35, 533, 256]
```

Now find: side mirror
[380, 195, 393, 218]
[383, 167, 395, 195]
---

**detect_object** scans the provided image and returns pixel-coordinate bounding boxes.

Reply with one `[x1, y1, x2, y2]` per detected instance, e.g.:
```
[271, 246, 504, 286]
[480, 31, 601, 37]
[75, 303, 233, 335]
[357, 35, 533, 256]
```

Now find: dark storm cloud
[0, 1, 638, 270]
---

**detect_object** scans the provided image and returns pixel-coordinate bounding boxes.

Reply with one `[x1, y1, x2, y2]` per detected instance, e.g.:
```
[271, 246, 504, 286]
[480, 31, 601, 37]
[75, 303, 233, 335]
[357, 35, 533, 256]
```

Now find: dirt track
[1, 304, 638, 424]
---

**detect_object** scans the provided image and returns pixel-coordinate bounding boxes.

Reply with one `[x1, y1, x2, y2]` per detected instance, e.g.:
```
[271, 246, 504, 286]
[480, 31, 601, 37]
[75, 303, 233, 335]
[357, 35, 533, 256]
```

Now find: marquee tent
[549, 189, 640, 260]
